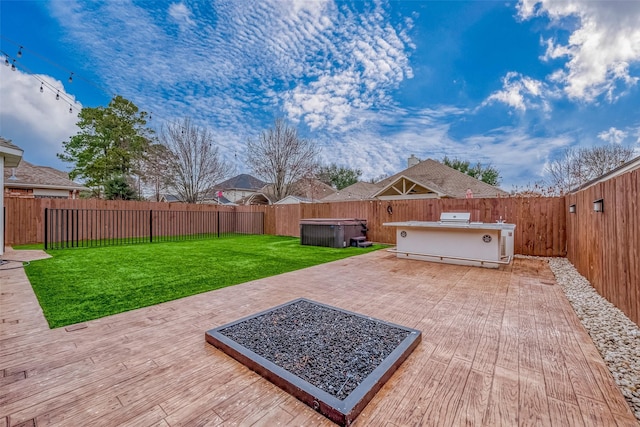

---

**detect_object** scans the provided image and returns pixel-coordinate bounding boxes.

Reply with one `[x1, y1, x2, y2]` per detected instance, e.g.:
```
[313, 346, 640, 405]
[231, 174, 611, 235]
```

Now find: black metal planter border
[205, 298, 422, 426]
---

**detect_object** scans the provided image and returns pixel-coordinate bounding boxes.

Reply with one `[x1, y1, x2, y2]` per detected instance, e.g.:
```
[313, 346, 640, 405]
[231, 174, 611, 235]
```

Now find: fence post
[217, 211, 220, 238]
[65, 209, 69, 248]
[44, 208, 48, 250]
[149, 210, 153, 243]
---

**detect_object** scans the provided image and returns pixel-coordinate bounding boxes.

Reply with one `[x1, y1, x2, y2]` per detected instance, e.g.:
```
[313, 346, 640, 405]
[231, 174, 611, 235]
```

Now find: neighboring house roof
[159, 193, 182, 203]
[373, 174, 448, 199]
[376, 158, 508, 199]
[322, 158, 508, 201]
[214, 174, 266, 191]
[3, 160, 87, 191]
[203, 194, 236, 205]
[274, 195, 311, 204]
[569, 154, 640, 193]
[240, 192, 272, 205]
[160, 192, 236, 205]
[259, 178, 337, 202]
[0, 137, 24, 168]
[320, 181, 380, 201]
[200, 188, 236, 204]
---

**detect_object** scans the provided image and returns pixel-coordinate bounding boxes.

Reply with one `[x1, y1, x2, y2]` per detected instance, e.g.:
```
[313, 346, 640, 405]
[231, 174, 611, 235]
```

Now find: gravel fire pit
[205, 298, 421, 426]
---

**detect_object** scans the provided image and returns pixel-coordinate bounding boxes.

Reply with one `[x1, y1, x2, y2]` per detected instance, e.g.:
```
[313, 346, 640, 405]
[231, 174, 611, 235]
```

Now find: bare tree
[139, 143, 173, 201]
[582, 145, 635, 177]
[545, 144, 635, 194]
[160, 118, 233, 204]
[246, 118, 319, 201]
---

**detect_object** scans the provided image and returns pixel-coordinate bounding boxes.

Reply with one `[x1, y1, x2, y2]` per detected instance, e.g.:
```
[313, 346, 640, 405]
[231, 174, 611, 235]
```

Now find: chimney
[408, 154, 419, 168]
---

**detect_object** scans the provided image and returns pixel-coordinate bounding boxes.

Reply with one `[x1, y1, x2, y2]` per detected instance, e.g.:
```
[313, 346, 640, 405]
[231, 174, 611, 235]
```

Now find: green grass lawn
[23, 235, 383, 328]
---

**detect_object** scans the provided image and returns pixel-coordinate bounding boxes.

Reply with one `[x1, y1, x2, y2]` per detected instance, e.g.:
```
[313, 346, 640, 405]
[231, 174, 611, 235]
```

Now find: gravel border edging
[544, 257, 640, 421]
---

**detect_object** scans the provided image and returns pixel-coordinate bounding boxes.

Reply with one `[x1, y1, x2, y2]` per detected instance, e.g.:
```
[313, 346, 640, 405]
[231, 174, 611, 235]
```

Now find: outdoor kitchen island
[384, 212, 516, 269]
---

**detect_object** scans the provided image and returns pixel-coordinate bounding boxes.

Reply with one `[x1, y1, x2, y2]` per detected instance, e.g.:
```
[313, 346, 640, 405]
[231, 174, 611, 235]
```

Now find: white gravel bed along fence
[542, 257, 640, 422]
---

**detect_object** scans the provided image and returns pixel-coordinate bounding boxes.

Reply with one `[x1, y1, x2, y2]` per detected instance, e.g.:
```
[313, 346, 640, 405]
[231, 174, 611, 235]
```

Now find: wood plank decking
[1, 249, 637, 426]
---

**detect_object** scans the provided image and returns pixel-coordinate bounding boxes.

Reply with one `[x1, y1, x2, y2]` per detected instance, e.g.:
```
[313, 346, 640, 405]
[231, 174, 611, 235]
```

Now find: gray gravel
[546, 257, 640, 421]
[219, 299, 411, 400]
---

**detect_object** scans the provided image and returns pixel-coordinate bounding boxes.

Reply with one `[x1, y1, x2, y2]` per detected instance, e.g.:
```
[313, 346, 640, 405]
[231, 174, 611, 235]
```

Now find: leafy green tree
[104, 175, 136, 200]
[58, 95, 153, 194]
[442, 156, 501, 186]
[318, 164, 362, 190]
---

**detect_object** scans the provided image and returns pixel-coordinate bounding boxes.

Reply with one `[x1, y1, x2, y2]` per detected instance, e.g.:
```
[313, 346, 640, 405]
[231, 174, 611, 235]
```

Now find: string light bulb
[4, 56, 9, 67]
[56, 90, 60, 100]
[68, 72, 73, 83]
[11, 60, 16, 71]
[69, 104, 73, 114]
[17, 46, 23, 58]
[40, 82, 44, 93]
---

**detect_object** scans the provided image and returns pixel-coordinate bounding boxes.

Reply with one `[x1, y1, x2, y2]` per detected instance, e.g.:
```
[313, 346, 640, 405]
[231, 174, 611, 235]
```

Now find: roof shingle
[3, 160, 86, 190]
[323, 158, 508, 201]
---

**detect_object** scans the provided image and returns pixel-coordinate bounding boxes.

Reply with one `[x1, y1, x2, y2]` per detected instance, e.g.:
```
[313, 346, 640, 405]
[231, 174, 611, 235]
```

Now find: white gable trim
[372, 175, 446, 199]
[377, 193, 442, 200]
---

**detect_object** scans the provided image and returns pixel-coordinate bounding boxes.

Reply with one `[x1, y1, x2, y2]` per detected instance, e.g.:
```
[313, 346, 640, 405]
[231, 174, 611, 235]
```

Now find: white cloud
[266, 1, 414, 131]
[0, 66, 80, 169]
[463, 128, 572, 186]
[597, 127, 628, 144]
[482, 72, 549, 112]
[168, 3, 196, 31]
[518, 0, 640, 102]
[48, 0, 414, 137]
[309, 106, 571, 190]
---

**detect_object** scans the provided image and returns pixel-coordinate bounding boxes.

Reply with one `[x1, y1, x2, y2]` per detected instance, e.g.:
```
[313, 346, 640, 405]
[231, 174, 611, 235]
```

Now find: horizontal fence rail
[44, 209, 264, 249]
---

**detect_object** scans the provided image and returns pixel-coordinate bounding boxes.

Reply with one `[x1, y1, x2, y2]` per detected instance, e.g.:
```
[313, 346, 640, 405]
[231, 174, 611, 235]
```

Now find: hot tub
[383, 212, 516, 269]
[300, 218, 368, 248]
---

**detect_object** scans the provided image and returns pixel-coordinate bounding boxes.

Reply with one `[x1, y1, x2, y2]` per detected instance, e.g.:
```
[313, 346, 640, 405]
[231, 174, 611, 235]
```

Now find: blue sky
[1, 0, 639, 190]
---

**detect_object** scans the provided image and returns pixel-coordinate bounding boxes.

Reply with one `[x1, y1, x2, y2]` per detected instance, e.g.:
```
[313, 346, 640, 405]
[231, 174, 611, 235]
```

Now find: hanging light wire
[0, 49, 82, 110]
[0, 34, 113, 98]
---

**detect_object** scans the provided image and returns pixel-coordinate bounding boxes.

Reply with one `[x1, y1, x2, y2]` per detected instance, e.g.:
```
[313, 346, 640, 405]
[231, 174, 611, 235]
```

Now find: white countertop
[383, 221, 516, 231]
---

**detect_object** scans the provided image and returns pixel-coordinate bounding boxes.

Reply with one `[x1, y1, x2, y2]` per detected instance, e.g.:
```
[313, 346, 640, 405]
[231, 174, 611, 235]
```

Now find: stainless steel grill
[439, 212, 471, 224]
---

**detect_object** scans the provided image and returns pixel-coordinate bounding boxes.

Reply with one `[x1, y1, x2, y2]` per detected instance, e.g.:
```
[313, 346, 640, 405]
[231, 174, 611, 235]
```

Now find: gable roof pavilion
[375, 158, 508, 199]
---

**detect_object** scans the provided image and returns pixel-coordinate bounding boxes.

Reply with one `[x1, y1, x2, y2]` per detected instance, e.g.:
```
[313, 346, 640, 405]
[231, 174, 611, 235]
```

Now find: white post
[0, 140, 24, 256]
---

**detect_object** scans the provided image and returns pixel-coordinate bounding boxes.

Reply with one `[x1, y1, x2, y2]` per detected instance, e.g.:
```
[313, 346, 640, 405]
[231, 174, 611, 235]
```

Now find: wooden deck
[1, 249, 637, 426]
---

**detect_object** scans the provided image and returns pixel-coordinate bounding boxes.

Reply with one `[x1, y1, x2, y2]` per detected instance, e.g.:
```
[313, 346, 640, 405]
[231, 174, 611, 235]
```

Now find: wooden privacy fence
[5, 196, 566, 256]
[240, 196, 566, 257]
[565, 168, 639, 326]
[4, 187, 639, 325]
[4, 198, 236, 247]
[43, 208, 264, 249]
